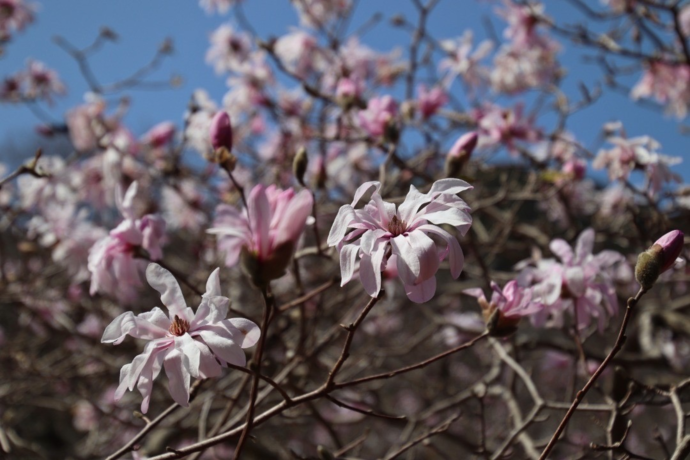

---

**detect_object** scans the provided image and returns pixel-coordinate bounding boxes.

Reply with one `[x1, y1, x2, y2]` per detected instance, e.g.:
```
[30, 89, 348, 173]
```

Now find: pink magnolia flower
[274, 29, 321, 78]
[335, 77, 363, 102]
[142, 121, 176, 148]
[24, 60, 65, 104]
[328, 179, 473, 303]
[416, 84, 447, 119]
[439, 31, 492, 87]
[292, 0, 351, 28]
[206, 24, 252, 74]
[594, 128, 682, 196]
[66, 93, 109, 152]
[358, 95, 398, 139]
[474, 103, 542, 154]
[208, 184, 313, 285]
[88, 182, 167, 303]
[101, 263, 260, 412]
[631, 61, 690, 118]
[464, 280, 544, 335]
[519, 228, 626, 331]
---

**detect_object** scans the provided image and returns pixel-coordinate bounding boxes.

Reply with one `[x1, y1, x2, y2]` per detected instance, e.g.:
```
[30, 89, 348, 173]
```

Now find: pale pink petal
[418, 224, 464, 278]
[146, 263, 188, 319]
[397, 185, 430, 224]
[215, 318, 261, 348]
[175, 333, 202, 378]
[137, 352, 165, 414]
[195, 340, 222, 378]
[327, 205, 356, 246]
[275, 189, 313, 246]
[247, 185, 271, 258]
[549, 239, 573, 264]
[339, 243, 361, 286]
[350, 181, 382, 207]
[359, 239, 387, 297]
[163, 349, 191, 407]
[564, 267, 585, 297]
[463, 288, 486, 302]
[574, 228, 595, 264]
[428, 178, 473, 195]
[405, 276, 437, 303]
[198, 330, 246, 366]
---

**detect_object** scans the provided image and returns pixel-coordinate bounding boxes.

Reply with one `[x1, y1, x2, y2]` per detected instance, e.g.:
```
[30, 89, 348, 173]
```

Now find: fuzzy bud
[240, 242, 295, 288]
[479, 297, 520, 337]
[293, 146, 308, 187]
[210, 111, 233, 153]
[635, 230, 684, 290]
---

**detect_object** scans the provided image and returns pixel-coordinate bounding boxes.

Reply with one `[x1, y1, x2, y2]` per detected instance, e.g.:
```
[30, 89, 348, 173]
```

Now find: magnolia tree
[2, 0, 690, 459]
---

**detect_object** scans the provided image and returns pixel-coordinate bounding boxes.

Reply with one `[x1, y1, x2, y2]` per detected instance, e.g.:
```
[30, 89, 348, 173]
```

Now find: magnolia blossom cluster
[0, 59, 65, 104]
[101, 263, 260, 412]
[631, 61, 690, 119]
[518, 228, 629, 331]
[328, 179, 473, 303]
[88, 182, 166, 303]
[594, 124, 682, 196]
[474, 102, 542, 153]
[0, 0, 35, 42]
[491, 1, 561, 94]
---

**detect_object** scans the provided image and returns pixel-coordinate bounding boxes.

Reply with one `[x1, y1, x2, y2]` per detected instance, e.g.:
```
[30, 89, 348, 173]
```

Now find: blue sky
[1, 0, 688, 181]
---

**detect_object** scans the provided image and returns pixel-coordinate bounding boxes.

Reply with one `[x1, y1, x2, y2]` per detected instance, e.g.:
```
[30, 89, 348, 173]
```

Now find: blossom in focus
[635, 230, 685, 290]
[464, 280, 544, 336]
[328, 179, 473, 303]
[101, 263, 260, 412]
[358, 95, 398, 139]
[208, 184, 313, 285]
[88, 182, 167, 303]
[519, 228, 626, 331]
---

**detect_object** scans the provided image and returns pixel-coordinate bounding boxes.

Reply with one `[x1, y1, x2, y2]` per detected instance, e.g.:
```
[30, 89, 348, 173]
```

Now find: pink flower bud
[449, 132, 478, 158]
[562, 159, 586, 181]
[210, 111, 233, 152]
[635, 230, 684, 290]
[654, 230, 684, 273]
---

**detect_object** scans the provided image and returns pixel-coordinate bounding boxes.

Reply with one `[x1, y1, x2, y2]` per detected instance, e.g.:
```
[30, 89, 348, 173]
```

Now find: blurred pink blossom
[416, 84, 447, 119]
[142, 121, 176, 148]
[358, 95, 398, 138]
[88, 181, 167, 303]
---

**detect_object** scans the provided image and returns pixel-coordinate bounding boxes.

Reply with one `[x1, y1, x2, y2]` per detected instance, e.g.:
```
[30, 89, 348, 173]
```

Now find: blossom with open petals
[328, 179, 473, 303]
[101, 263, 260, 413]
[208, 184, 313, 285]
[464, 280, 543, 336]
[88, 182, 166, 302]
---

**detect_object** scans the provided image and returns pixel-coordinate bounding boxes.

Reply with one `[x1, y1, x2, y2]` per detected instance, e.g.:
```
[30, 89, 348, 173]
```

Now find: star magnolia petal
[101, 263, 260, 413]
[328, 179, 473, 303]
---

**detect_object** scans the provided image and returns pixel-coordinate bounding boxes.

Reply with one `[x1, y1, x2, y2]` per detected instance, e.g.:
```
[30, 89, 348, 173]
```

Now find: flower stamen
[169, 315, 190, 336]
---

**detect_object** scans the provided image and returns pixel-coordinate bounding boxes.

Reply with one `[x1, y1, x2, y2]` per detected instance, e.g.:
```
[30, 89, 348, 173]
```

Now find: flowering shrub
[1, 1, 690, 459]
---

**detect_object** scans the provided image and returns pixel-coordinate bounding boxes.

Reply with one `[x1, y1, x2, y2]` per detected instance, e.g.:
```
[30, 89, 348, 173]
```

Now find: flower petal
[146, 263, 188, 319]
[198, 330, 246, 367]
[340, 243, 361, 286]
[405, 276, 437, 303]
[417, 224, 464, 278]
[163, 348, 191, 407]
[175, 333, 201, 379]
[428, 178, 473, 196]
[327, 205, 356, 247]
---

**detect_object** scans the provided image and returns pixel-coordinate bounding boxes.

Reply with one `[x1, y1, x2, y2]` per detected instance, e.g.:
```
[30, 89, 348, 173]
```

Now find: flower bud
[240, 242, 295, 287]
[210, 111, 233, 152]
[293, 146, 308, 187]
[635, 230, 684, 290]
[478, 297, 519, 337]
[562, 159, 586, 181]
[445, 132, 478, 178]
